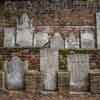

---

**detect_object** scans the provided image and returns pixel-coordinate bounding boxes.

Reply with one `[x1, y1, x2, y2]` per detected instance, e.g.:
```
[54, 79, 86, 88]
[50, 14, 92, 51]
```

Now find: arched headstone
[6, 55, 25, 89]
[16, 13, 33, 47]
[50, 32, 64, 49]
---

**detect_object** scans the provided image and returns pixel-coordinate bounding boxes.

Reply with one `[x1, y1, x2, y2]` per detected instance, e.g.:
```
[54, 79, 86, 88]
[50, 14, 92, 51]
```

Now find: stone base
[70, 84, 89, 92]
[0, 71, 5, 89]
[40, 90, 57, 95]
[57, 71, 70, 95]
[24, 70, 41, 94]
[89, 69, 100, 94]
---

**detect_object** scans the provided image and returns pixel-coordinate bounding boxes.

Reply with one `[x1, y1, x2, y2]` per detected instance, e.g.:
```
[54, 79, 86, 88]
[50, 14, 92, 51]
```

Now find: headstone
[80, 30, 95, 48]
[6, 56, 25, 89]
[34, 26, 49, 47]
[67, 54, 89, 91]
[50, 32, 64, 49]
[96, 12, 100, 48]
[65, 33, 79, 48]
[4, 27, 15, 47]
[16, 13, 34, 47]
[40, 48, 58, 91]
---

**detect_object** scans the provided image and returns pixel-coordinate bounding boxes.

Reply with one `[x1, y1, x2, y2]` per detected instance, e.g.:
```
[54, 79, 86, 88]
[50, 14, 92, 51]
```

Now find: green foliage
[80, 0, 95, 3]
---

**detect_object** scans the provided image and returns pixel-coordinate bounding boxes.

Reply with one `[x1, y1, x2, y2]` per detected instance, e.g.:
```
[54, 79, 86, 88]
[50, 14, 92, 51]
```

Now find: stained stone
[4, 27, 15, 47]
[80, 30, 95, 48]
[40, 48, 58, 91]
[67, 54, 89, 91]
[16, 13, 34, 47]
[6, 56, 25, 89]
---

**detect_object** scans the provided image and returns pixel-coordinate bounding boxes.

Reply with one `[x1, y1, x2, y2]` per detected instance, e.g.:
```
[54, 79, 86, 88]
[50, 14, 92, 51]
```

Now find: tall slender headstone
[40, 48, 58, 91]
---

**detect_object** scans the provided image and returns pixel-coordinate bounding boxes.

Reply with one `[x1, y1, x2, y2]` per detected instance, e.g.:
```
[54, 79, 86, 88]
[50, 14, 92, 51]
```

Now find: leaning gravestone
[67, 54, 89, 91]
[6, 56, 25, 89]
[34, 26, 49, 48]
[40, 48, 58, 91]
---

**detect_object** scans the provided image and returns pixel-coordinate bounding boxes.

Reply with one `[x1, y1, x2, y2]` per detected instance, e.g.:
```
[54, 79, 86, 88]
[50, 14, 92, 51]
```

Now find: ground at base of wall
[0, 91, 100, 100]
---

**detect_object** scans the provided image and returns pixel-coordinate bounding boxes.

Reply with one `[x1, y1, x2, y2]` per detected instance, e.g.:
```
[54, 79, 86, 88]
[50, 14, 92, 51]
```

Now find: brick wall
[32, 9, 95, 26]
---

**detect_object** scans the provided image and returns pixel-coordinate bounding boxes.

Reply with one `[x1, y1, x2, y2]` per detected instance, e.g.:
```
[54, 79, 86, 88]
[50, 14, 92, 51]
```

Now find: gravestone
[67, 54, 89, 91]
[50, 32, 64, 49]
[96, 12, 100, 48]
[16, 13, 34, 47]
[65, 33, 79, 48]
[40, 48, 58, 91]
[80, 30, 95, 48]
[34, 26, 49, 47]
[4, 27, 15, 47]
[6, 56, 25, 89]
